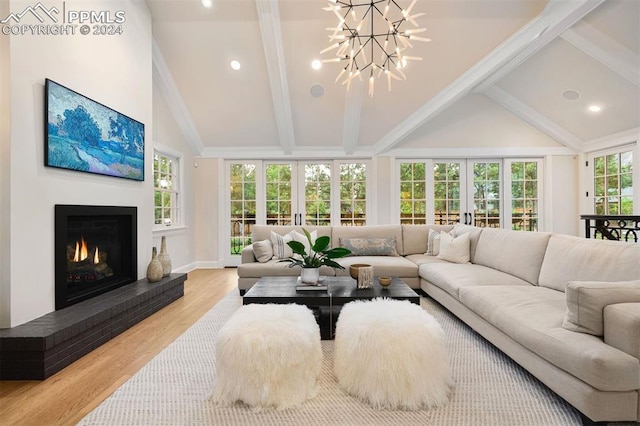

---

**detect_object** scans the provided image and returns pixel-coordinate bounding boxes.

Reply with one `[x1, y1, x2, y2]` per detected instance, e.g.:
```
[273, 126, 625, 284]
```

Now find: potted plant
[279, 228, 351, 284]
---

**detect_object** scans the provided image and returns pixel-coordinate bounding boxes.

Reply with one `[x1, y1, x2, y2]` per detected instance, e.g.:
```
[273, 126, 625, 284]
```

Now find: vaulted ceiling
[147, 0, 640, 158]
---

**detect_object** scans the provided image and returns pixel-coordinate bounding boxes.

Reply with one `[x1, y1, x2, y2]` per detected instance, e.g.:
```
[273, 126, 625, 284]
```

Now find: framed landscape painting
[45, 79, 145, 181]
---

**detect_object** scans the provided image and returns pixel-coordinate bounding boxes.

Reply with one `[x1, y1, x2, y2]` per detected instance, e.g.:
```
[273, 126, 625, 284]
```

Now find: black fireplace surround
[0, 205, 186, 380]
[55, 204, 137, 310]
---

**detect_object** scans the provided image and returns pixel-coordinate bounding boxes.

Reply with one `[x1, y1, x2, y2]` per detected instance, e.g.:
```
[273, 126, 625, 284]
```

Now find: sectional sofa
[238, 224, 640, 424]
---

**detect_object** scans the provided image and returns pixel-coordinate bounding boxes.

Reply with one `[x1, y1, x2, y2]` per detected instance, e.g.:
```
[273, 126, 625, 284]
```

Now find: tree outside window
[594, 151, 633, 215]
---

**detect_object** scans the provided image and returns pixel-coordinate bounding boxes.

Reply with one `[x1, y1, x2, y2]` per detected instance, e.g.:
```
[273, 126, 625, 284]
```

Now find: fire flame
[73, 236, 99, 264]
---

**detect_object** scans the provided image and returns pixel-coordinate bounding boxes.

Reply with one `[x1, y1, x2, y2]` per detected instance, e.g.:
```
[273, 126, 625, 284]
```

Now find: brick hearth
[0, 273, 187, 380]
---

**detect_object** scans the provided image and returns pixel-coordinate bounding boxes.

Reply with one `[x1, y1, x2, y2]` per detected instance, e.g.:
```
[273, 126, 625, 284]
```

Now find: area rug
[79, 292, 588, 426]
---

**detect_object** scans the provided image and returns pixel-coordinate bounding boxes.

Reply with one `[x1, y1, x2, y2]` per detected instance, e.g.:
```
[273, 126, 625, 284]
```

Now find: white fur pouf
[334, 298, 452, 410]
[211, 303, 322, 410]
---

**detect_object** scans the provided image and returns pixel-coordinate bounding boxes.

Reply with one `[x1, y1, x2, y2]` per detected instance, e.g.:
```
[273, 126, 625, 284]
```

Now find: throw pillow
[426, 229, 442, 256]
[270, 230, 294, 259]
[339, 237, 399, 256]
[437, 232, 471, 264]
[562, 280, 640, 336]
[252, 239, 273, 263]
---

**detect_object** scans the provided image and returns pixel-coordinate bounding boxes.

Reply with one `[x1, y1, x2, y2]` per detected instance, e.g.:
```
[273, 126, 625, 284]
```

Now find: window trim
[153, 145, 183, 231]
[587, 143, 636, 216]
[504, 158, 544, 232]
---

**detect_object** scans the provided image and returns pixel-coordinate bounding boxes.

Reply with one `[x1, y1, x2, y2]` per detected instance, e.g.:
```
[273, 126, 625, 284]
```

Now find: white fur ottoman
[334, 298, 452, 410]
[211, 303, 322, 410]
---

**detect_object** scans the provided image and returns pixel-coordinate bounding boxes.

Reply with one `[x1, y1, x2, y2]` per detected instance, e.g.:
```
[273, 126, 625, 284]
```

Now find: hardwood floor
[0, 268, 238, 426]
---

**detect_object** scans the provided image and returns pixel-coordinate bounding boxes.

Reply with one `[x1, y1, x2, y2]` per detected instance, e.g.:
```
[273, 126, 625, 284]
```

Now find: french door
[433, 159, 502, 227]
[226, 160, 370, 265]
[399, 158, 541, 230]
[264, 162, 332, 226]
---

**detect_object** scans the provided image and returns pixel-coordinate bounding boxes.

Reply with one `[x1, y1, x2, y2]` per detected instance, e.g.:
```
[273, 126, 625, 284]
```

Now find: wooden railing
[580, 215, 640, 242]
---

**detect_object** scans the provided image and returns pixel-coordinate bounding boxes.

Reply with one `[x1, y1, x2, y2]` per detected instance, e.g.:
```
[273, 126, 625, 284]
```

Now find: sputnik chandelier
[321, 0, 430, 97]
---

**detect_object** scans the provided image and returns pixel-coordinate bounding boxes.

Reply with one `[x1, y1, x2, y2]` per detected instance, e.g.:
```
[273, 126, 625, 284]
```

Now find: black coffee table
[243, 276, 420, 339]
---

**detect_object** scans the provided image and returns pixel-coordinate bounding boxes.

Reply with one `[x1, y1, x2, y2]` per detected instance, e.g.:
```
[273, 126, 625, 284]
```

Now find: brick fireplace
[0, 205, 186, 380]
[55, 205, 137, 310]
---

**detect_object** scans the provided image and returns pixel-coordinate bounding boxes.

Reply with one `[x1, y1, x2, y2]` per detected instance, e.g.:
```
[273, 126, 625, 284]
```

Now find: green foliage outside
[594, 151, 633, 215]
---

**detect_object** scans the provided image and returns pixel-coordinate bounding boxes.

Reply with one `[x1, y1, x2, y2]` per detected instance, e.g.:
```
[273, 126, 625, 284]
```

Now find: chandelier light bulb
[321, 0, 429, 96]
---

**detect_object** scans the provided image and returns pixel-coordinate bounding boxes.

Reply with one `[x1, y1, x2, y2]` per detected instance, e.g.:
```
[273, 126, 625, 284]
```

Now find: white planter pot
[300, 268, 320, 284]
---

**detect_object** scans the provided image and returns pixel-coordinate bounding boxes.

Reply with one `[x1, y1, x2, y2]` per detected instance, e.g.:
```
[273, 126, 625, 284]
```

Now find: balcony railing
[580, 215, 640, 242]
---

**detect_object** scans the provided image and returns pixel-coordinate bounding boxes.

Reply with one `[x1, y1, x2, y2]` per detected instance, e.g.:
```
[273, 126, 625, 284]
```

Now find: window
[339, 163, 367, 226]
[433, 161, 461, 225]
[594, 150, 633, 215]
[229, 163, 257, 254]
[153, 151, 180, 227]
[397, 158, 543, 230]
[506, 160, 541, 231]
[265, 163, 292, 225]
[304, 163, 332, 226]
[400, 162, 427, 224]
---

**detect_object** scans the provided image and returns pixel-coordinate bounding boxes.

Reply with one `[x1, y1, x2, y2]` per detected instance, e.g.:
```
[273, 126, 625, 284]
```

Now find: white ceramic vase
[300, 267, 320, 284]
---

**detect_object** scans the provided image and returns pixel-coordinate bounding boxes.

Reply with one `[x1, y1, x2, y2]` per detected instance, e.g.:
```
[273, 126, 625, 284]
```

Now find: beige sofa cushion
[473, 228, 551, 285]
[332, 225, 404, 255]
[459, 285, 640, 392]
[538, 235, 640, 292]
[562, 280, 640, 336]
[238, 259, 336, 278]
[419, 262, 530, 300]
[404, 253, 450, 266]
[402, 224, 454, 255]
[604, 303, 640, 360]
[336, 256, 418, 278]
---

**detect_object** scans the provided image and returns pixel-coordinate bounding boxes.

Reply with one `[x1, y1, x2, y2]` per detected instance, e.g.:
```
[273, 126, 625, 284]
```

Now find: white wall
[545, 155, 580, 236]
[194, 157, 220, 268]
[151, 81, 196, 272]
[2, 0, 153, 327]
[0, 0, 11, 327]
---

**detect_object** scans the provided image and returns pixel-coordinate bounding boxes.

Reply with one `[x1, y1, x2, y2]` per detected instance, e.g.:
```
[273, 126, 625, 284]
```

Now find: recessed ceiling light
[311, 60, 322, 70]
[230, 60, 241, 71]
[588, 105, 601, 113]
[201, 0, 213, 9]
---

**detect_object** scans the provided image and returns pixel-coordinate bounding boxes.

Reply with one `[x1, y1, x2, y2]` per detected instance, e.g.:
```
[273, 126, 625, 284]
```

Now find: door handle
[463, 212, 468, 225]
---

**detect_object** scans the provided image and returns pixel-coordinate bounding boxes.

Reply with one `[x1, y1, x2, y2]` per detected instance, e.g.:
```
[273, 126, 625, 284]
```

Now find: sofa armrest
[604, 303, 640, 360]
[241, 245, 257, 264]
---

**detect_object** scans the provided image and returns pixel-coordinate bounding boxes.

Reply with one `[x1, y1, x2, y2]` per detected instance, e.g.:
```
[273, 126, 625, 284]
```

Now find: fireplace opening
[55, 205, 137, 310]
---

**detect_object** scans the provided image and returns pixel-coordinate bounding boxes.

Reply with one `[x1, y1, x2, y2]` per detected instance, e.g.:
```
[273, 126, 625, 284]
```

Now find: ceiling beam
[372, 0, 605, 155]
[582, 127, 640, 153]
[484, 86, 583, 152]
[255, 0, 295, 155]
[152, 38, 205, 155]
[560, 21, 640, 87]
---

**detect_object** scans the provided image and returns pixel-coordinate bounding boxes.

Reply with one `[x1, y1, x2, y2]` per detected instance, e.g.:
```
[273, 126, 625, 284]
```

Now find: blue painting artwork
[45, 79, 145, 181]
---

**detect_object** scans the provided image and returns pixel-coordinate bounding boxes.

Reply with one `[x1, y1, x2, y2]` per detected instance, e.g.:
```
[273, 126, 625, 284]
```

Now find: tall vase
[146, 247, 163, 283]
[158, 236, 172, 277]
